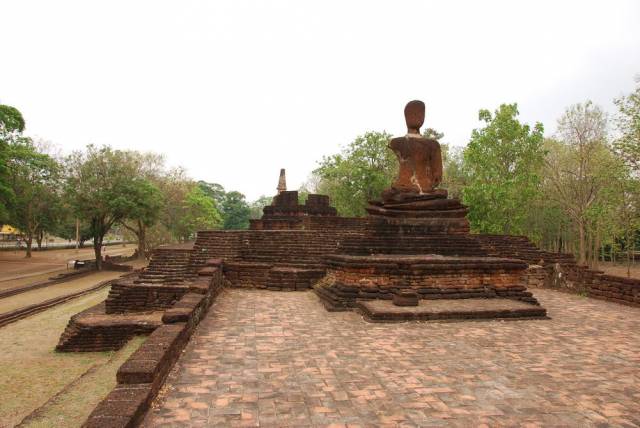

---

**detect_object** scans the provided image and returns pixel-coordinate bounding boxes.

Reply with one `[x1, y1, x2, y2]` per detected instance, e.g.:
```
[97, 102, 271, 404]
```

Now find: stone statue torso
[389, 135, 443, 195]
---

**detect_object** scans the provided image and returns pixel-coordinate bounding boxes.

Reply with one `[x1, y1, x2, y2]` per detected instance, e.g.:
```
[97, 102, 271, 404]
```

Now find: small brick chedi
[250, 168, 337, 230]
[315, 100, 548, 321]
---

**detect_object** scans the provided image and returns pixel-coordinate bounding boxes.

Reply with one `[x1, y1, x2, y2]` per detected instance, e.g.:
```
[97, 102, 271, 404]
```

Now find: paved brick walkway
[144, 289, 640, 427]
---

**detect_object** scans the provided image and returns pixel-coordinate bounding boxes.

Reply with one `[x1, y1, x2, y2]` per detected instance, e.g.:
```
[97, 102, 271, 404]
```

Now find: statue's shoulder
[389, 136, 408, 150]
[422, 137, 441, 149]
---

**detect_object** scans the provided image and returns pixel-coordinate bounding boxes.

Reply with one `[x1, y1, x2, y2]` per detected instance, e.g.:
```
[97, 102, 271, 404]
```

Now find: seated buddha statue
[382, 100, 445, 203]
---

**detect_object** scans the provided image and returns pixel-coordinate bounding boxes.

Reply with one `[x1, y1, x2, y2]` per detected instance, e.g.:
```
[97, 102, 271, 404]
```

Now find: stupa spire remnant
[277, 168, 287, 194]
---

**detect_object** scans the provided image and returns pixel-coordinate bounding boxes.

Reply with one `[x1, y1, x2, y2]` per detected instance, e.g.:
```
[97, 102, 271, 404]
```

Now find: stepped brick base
[55, 303, 162, 352]
[366, 193, 471, 234]
[315, 254, 541, 313]
[357, 298, 548, 322]
[57, 259, 224, 354]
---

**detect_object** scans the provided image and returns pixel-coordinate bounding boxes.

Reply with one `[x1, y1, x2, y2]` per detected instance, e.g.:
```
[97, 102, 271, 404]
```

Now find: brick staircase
[135, 248, 194, 285]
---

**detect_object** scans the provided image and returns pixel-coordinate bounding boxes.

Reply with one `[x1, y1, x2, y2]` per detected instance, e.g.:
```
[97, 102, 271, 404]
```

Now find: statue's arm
[433, 143, 443, 187]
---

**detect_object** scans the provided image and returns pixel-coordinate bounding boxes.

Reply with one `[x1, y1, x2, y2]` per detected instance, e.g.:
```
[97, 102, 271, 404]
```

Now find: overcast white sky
[2, 0, 639, 200]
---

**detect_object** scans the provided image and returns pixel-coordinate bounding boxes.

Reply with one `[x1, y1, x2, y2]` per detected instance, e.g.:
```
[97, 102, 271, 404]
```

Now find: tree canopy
[462, 103, 545, 235]
[314, 131, 395, 216]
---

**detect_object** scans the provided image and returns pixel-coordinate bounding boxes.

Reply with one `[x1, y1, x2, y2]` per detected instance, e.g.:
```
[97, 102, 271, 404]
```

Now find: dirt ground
[0, 270, 125, 314]
[597, 261, 640, 280]
[0, 244, 137, 288]
[0, 288, 145, 427]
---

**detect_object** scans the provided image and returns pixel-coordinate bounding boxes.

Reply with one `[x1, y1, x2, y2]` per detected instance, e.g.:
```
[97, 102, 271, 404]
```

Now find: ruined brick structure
[56, 250, 223, 352]
[52, 101, 639, 428]
[61, 101, 639, 337]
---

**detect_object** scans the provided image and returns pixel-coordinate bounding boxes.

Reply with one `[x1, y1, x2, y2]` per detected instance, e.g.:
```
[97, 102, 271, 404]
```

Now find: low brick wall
[223, 261, 271, 288]
[588, 274, 640, 306]
[83, 266, 223, 428]
[316, 255, 540, 311]
[266, 267, 325, 291]
[473, 235, 640, 308]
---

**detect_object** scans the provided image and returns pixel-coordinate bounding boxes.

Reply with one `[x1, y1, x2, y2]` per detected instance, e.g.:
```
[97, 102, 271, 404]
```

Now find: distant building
[0, 224, 23, 241]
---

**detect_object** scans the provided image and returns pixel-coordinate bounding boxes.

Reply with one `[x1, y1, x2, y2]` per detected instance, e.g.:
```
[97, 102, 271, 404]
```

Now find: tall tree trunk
[627, 230, 633, 278]
[94, 235, 103, 270]
[593, 227, 601, 269]
[586, 230, 592, 267]
[25, 235, 32, 258]
[612, 245, 616, 263]
[36, 229, 43, 250]
[137, 220, 146, 260]
[578, 221, 586, 265]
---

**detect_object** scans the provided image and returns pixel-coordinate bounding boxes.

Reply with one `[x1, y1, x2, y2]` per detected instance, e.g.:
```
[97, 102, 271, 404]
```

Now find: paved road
[145, 289, 640, 427]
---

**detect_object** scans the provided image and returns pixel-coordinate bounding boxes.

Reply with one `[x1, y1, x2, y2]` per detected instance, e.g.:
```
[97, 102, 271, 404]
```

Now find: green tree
[116, 151, 167, 259]
[544, 102, 617, 265]
[196, 181, 251, 229]
[175, 185, 222, 239]
[154, 169, 193, 243]
[462, 103, 545, 235]
[197, 181, 226, 206]
[120, 178, 164, 258]
[0, 105, 26, 133]
[221, 191, 251, 229]
[314, 131, 395, 216]
[441, 144, 466, 200]
[249, 195, 273, 220]
[54, 213, 93, 248]
[0, 104, 26, 223]
[65, 145, 148, 269]
[6, 138, 61, 257]
[614, 76, 640, 173]
[615, 176, 640, 275]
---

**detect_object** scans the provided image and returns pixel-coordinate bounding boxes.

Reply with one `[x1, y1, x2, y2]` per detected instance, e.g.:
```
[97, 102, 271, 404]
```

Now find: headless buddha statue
[382, 100, 445, 203]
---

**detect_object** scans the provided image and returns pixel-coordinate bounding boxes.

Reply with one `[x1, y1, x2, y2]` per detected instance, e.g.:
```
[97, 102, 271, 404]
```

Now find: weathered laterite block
[116, 323, 185, 385]
[83, 384, 153, 428]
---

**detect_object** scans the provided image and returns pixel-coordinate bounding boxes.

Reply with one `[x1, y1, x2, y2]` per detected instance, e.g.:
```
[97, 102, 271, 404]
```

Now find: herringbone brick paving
[144, 289, 640, 427]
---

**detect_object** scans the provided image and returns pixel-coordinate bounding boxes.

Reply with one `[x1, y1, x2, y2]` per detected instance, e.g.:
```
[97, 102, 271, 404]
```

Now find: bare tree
[545, 101, 613, 265]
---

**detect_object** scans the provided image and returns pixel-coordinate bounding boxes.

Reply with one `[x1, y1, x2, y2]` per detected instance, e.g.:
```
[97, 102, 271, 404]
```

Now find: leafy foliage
[197, 182, 251, 229]
[314, 131, 395, 216]
[249, 195, 273, 219]
[614, 77, 640, 173]
[462, 104, 545, 235]
[174, 185, 222, 239]
[6, 138, 62, 256]
[0, 105, 25, 133]
[0, 104, 27, 223]
[221, 191, 251, 229]
[65, 145, 158, 268]
[197, 181, 226, 206]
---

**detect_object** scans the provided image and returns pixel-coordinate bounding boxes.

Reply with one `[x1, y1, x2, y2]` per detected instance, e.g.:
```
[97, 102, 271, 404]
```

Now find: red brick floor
[144, 289, 640, 427]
